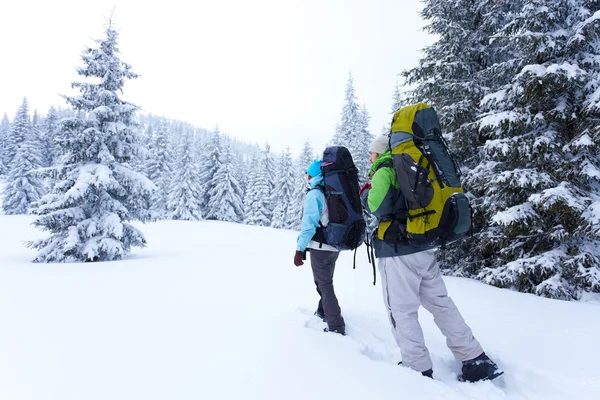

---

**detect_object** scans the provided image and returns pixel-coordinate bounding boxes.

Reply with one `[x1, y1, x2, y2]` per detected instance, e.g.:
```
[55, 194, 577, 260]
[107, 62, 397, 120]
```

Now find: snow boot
[421, 369, 433, 379]
[459, 353, 503, 382]
[323, 327, 345, 336]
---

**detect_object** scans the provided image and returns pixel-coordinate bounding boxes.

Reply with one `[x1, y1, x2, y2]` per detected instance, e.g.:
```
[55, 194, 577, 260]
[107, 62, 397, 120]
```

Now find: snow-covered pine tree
[390, 80, 404, 115]
[402, 0, 520, 167]
[245, 145, 274, 227]
[42, 106, 59, 168]
[271, 147, 295, 229]
[332, 73, 371, 180]
[206, 141, 244, 222]
[242, 153, 259, 224]
[357, 104, 374, 183]
[6, 98, 31, 167]
[230, 146, 249, 198]
[168, 127, 203, 220]
[0, 113, 9, 176]
[2, 100, 44, 215]
[198, 128, 222, 214]
[452, 0, 600, 299]
[129, 121, 150, 177]
[263, 143, 277, 223]
[147, 122, 173, 218]
[287, 140, 314, 230]
[29, 21, 154, 262]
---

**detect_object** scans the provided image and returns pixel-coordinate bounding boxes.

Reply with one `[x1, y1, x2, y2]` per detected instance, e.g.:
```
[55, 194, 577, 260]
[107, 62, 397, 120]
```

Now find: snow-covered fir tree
[271, 147, 295, 229]
[287, 140, 315, 230]
[198, 128, 222, 214]
[402, 0, 521, 167]
[29, 22, 154, 262]
[147, 122, 173, 217]
[245, 144, 274, 226]
[0, 113, 9, 176]
[390, 80, 404, 115]
[357, 104, 374, 183]
[205, 142, 244, 222]
[332, 73, 372, 181]
[263, 143, 277, 222]
[441, 0, 600, 299]
[243, 153, 260, 224]
[133, 123, 152, 176]
[5, 98, 31, 167]
[42, 106, 59, 168]
[168, 128, 203, 220]
[2, 100, 44, 215]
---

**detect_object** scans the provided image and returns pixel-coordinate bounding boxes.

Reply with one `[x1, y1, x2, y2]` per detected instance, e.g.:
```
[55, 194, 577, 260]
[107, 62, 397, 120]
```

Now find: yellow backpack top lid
[388, 103, 471, 247]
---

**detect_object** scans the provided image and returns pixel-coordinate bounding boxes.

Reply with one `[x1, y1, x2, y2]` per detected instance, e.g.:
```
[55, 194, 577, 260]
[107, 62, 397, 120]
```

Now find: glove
[294, 250, 305, 267]
[359, 182, 372, 196]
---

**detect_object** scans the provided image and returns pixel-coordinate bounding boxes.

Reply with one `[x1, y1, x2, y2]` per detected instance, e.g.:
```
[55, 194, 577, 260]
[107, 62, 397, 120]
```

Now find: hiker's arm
[364, 169, 396, 218]
[296, 190, 323, 251]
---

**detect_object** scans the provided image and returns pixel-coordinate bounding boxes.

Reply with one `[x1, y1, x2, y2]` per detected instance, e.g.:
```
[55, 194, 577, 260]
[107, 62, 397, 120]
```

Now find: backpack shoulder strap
[376, 161, 393, 171]
[308, 185, 327, 229]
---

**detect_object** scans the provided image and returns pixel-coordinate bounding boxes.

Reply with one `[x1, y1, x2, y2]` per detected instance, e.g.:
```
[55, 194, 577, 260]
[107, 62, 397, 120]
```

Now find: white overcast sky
[0, 0, 433, 155]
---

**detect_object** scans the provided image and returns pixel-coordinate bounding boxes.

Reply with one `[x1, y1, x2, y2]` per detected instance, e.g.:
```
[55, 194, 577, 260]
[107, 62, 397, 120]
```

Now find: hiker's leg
[417, 250, 483, 362]
[310, 249, 345, 331]
[378, 255, 432, 372]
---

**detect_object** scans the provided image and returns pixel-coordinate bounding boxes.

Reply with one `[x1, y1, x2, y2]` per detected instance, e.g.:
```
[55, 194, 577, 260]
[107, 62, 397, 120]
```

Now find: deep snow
[0, 216, 599, 400]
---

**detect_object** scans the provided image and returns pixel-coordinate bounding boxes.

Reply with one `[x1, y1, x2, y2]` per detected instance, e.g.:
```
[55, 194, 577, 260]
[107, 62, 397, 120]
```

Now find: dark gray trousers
[310, 249, 345, 331]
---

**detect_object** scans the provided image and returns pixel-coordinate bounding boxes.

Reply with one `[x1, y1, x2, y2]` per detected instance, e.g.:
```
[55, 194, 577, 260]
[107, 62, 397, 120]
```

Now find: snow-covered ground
[0, 215, 599, 400]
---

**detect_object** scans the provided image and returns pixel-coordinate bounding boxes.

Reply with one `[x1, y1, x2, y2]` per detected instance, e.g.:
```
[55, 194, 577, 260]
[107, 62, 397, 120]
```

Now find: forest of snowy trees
[1, 1, 600, 301]
[0, 24, 375, 261]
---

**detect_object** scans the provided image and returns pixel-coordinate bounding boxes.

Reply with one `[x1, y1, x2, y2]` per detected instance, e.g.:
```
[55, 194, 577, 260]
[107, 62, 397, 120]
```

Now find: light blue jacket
[296, 174, 326, 251]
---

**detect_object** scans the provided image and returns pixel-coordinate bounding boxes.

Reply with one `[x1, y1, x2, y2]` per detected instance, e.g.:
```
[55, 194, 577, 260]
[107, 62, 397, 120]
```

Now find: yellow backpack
[389, 103, 471, 247]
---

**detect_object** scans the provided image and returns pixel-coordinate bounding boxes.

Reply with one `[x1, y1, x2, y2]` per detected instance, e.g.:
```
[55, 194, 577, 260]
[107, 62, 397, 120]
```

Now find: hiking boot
[421, 369, 433, 379]
[323, 327, 346, 336]
[460, 353, 503, 382]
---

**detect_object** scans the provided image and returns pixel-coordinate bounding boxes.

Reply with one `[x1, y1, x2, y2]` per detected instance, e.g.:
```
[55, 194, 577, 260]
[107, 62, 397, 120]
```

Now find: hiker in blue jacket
[294, 159, 346, 335]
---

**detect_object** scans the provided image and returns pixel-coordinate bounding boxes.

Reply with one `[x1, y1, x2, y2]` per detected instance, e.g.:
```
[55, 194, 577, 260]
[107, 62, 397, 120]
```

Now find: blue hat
[306, 159, 322, 177]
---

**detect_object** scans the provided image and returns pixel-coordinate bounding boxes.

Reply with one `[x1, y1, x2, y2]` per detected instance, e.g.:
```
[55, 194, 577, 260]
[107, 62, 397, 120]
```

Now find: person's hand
[359, 182, 372, 196]
[294, 250, 305, 267]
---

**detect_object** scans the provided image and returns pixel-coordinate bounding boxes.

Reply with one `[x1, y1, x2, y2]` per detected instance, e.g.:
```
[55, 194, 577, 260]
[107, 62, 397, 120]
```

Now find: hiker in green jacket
[359, 135, 501, 382]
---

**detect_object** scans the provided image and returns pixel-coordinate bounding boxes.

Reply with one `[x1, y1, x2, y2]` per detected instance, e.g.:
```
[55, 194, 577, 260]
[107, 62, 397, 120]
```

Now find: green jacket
[361, 151, 422, 258]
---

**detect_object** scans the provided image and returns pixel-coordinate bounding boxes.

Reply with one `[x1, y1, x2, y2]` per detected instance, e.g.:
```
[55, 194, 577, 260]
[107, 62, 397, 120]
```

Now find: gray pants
[310, 249, 345, 331]
[378, 250, 483, 372]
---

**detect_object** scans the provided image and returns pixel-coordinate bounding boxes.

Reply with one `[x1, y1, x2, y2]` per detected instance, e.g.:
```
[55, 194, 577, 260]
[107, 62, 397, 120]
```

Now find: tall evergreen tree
[42, 106, 59, 168]
[443, 0, 600, 299]
[6, 98, 31, 166]
[168, 128, 203, 220]
[357, 104, 374, 183]
[402, 0, 520, 167]
[147, 122, 173, 217]
[243, 154, 260, 224]
[245, 145, 274, 227]
[0, 113, 9, 176]
[271, 148, 295, 229]
[198, 128, 222, 213]
[288, 140, 314, 230]
[332, 73, 372, 180]
[29, 21, 154, 262]
[206, 142, 244, 222]
[2, 101, 43, 215]
[390, 80, 404, 115]
[263, 143, 277, 221]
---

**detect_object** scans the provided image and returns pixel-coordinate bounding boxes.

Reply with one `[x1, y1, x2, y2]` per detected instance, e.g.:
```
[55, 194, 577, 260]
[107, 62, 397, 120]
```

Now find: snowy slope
[0, 216, 599, 400]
